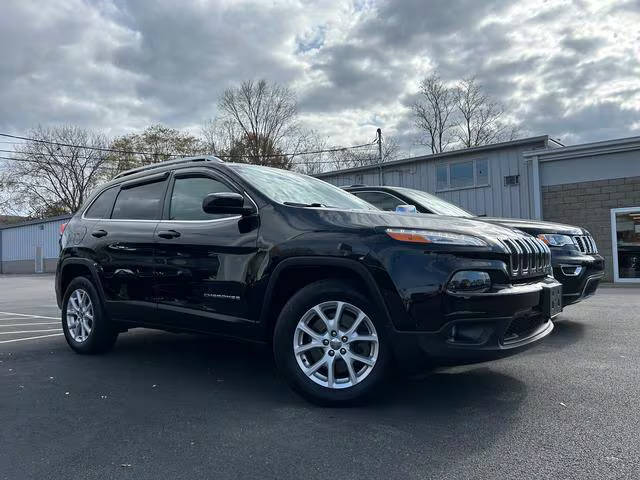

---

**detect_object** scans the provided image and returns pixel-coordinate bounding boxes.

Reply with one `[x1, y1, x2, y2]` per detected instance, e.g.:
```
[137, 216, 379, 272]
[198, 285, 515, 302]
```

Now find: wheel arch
[57, 258, 106, 309]
[259, 257, 393, 340]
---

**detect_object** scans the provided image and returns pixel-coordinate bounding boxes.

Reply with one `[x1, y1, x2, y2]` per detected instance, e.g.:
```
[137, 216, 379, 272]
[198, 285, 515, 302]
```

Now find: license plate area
[541, 284, 563, 318]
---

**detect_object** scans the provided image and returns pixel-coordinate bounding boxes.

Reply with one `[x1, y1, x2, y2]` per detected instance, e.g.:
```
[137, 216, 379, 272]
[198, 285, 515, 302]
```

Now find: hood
[290, 208, 526, 241]
[480, 217, 585, 236]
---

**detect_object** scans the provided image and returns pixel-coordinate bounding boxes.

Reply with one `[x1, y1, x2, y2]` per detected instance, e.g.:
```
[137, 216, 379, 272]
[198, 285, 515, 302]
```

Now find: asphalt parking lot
[0, 275, 638, 480]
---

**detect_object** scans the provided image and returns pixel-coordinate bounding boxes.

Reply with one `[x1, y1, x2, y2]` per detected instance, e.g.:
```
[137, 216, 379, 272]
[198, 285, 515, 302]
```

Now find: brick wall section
[542, 175, 640, 281]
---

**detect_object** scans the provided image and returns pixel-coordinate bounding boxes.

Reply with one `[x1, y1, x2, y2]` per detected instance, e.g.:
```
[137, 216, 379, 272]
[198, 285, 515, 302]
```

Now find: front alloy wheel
[66, 288, 94, 343]
[293, 301, 379, 389]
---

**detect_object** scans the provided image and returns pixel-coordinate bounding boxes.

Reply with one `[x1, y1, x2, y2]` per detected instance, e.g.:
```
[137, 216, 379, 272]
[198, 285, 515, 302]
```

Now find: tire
[61, 276, 118, 354]
[273, 279, 390, 406]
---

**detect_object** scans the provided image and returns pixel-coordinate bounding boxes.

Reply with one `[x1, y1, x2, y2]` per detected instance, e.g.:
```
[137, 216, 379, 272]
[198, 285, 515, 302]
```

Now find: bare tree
[0, 125, 109, 217]
[216, 79, 306, 169]
[412, 74, 456, 154]
[106, 124, 205, 175]
[412, 73, 520, 154]
[200, 117, 239, 157]
[291, 132, 330, 176]
[454, 77, 519, 147]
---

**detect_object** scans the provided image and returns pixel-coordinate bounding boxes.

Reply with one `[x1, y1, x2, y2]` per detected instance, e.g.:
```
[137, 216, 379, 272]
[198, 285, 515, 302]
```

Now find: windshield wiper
[283, 202, 332, 208]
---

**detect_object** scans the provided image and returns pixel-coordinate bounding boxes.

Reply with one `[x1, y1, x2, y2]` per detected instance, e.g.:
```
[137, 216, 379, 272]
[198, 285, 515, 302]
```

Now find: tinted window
[170, 176, 236, 220]
[111, 180, 166, 220]
[354, 192, 403, 212]
[450, 161, 474, 188]
[84, 187, 118, 219]
[393, 187, 473, 217]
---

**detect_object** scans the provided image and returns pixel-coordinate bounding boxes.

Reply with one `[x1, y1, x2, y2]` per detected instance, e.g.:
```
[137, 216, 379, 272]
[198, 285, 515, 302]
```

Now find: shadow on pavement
[4, 329, 529, 479]
[104, 330, 527, 415]
[544, 318, 587, 349]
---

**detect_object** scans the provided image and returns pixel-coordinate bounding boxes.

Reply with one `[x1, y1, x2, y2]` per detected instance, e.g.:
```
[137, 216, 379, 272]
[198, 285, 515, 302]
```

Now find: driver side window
[354, 191, 403, 212]
[169, 175, 237, 220]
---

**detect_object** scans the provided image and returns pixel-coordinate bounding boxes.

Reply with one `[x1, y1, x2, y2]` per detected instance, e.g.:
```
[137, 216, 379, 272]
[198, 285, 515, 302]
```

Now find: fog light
[448, 271, 491, 293]
[560, 265, 583, 276]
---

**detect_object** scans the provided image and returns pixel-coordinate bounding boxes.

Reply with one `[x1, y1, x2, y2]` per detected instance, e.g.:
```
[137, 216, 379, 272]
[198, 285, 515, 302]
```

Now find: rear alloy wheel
[66, 289, 94, 343]
[274, 279, 389, 406]
[293, 301, 379, 389]
[62, 276, 118, 354]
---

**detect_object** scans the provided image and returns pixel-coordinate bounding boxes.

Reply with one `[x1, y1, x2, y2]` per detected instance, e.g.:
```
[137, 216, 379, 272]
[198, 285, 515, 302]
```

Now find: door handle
[91, 229, 108, 238]
[157, 229, 181, 239]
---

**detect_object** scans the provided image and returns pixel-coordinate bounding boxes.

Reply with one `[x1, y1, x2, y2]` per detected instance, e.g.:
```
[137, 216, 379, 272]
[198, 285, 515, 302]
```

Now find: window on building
[450, 161, 474, 188]
[84, 187, 118, 219]
[436, 158, 490, 191]
[476, 159, 489, 185]
[111, 179, 167, 220]
[169, 176, 236, 221]
[436, 165, 448, 190]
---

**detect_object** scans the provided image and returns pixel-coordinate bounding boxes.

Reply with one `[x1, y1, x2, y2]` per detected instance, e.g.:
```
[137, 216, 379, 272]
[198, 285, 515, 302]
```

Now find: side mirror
[202, 192, 255, 216]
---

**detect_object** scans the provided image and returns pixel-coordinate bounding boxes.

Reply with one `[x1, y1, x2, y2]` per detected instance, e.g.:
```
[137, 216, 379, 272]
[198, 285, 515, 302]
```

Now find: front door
[153, 169, 260, 334]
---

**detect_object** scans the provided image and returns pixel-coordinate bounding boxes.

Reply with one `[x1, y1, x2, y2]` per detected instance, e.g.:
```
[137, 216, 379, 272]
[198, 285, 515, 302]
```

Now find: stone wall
[541, 175, 640, 281]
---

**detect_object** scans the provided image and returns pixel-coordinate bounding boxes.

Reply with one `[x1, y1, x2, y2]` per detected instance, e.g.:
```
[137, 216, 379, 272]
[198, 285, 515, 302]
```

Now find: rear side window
[353, 191, 404, 212]
[111, 179, 167, 220]
[84, 187, 118, 219]
[169, 176, 236, 221]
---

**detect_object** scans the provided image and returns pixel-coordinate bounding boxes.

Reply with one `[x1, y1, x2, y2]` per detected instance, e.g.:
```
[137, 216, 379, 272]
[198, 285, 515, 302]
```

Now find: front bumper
[551, 253, 604, 306]
[388, 277, 560, 370]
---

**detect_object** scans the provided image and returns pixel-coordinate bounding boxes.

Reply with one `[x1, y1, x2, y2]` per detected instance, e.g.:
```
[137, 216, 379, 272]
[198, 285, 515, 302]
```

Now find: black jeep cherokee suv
[345, 185, 605, 307]
[56, 157, 561, 405]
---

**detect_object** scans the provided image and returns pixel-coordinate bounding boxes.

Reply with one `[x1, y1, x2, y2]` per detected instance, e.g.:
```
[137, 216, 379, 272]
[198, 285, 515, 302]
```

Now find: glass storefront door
[612, 207, 640, 283]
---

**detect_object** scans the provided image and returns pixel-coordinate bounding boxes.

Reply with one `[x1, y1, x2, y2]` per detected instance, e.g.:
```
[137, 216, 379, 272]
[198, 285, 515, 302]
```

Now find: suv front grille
[497, 237, 551, 279]
[573, 235, 598, 254]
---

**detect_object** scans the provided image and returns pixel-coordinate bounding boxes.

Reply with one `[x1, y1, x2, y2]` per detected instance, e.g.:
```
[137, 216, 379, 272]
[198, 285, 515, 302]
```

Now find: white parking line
[0, 322, 60, 327]
[0, 311, 59, 320]
[0, 329, 62, 335]
[0, 333, 64, 344]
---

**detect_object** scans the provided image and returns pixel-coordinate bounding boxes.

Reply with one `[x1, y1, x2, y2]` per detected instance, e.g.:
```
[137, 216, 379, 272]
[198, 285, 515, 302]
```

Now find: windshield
[394, 187, 474, 217]
[228, 163, 377, 211]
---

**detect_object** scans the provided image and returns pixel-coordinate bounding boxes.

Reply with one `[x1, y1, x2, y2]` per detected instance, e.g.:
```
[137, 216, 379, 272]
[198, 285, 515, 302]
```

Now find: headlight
[537, 233, 574, 247]
[386, 228, 487, 246]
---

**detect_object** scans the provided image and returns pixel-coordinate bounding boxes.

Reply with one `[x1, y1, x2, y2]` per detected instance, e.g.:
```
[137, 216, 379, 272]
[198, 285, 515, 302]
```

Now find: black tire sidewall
[273, 279, 390, 406]
[61, 276, 116, 354]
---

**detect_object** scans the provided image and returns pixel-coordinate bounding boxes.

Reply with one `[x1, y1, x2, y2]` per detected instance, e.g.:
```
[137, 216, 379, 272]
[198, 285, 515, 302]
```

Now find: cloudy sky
[1, 0, 639, 156]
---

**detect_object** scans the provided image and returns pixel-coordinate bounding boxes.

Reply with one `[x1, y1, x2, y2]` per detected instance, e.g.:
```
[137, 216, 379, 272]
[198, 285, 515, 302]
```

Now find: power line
[0, 150, 379, 167]
[0, 133, 168, 156]
[0, 148, 134, 162]
[0, 131, 377, 161]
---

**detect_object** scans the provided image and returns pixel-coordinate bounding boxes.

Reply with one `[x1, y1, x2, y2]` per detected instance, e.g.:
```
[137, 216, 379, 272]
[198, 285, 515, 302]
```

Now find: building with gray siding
[318, 135, 640, 283]
[317, 136, 563, 219]
[0, 215, 71, 274]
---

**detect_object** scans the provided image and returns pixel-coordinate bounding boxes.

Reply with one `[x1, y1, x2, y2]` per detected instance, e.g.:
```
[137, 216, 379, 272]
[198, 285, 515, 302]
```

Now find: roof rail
[341, 184, 368, 189]
[114, 155, 224, 179]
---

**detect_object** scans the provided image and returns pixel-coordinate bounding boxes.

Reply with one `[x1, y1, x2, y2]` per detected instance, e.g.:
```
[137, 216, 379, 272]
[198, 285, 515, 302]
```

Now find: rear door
[90, 173, 168, 323]
[153, 168, 260, 334]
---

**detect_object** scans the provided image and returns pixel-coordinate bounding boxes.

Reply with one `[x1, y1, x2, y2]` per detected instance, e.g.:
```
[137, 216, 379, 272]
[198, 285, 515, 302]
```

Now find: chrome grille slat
[499, 236, 551, 279]
[573, 235, 598, 254]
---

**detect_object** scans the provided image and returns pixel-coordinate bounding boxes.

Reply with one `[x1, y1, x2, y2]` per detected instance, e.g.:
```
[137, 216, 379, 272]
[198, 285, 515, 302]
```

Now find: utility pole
[377, 128, 383, 185]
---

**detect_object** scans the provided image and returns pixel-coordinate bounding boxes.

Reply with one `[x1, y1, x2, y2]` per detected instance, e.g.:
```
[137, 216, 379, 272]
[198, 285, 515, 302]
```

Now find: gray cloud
[0, 0, 638, 154]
